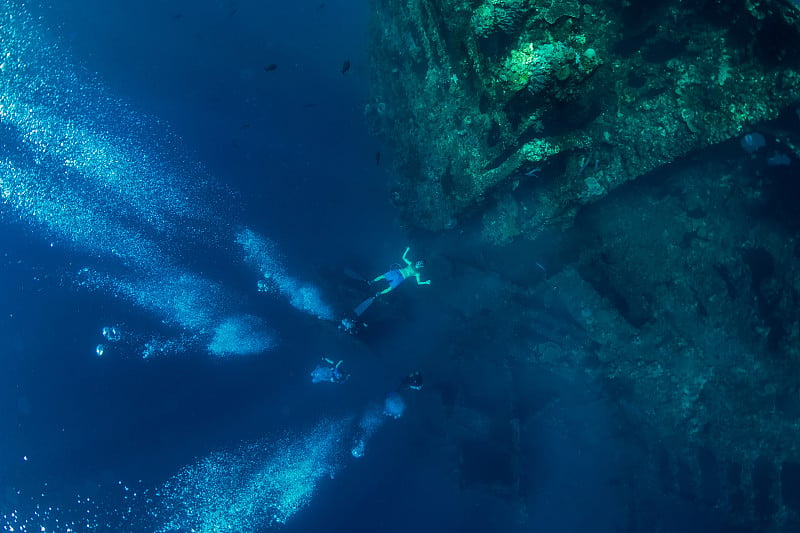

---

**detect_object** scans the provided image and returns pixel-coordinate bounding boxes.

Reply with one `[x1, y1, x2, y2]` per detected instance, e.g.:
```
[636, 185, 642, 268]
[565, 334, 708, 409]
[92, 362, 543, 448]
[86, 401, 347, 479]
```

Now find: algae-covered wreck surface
[367, 1, 800, 530]
[367, 0, 800, 239]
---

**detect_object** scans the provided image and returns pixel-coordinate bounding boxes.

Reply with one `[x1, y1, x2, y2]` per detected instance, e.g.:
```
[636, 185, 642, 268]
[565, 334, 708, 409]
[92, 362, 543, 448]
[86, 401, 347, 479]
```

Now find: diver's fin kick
[354, 294, 377, 316]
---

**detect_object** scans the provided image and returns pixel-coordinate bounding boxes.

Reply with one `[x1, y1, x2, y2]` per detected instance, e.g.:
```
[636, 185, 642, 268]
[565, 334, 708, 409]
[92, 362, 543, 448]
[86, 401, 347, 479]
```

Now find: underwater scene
[2, 0, 800, 531]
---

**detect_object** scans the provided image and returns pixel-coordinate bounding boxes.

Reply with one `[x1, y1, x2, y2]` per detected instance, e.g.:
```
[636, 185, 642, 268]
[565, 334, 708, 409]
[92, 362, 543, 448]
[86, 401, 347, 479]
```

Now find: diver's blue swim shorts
[384, 269, 405, 289]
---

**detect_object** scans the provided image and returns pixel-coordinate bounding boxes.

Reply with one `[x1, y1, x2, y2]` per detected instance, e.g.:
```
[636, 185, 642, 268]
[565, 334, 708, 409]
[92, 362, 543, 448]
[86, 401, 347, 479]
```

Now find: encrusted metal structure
[368, 0, 800, 240]
[368, 1, 800, 529]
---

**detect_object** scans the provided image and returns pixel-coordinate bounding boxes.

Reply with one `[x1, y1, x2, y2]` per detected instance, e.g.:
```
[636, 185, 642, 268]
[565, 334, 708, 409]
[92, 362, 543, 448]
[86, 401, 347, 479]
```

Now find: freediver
[354, 246, 431, 316]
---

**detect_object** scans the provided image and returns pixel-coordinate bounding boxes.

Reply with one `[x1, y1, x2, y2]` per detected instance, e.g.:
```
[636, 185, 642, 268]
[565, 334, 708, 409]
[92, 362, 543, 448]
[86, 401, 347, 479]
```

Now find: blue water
[0, 1, 736, 531]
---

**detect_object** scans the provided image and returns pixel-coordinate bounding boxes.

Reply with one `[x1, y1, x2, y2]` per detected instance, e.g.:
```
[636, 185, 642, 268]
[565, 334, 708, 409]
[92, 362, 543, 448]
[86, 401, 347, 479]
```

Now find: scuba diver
[382, 371, 424, 420]
[354, 246, 431, 316]
[399, 370, 424, 391]
[310, 357, 350, 384]
[338, 316, 367, 336]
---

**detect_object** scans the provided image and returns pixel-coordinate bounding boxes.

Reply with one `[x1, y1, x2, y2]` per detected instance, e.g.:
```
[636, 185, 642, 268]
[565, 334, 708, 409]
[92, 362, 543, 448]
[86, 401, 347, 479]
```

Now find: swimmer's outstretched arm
[402, 246, 412, 265]
[413, 273, 431, 285]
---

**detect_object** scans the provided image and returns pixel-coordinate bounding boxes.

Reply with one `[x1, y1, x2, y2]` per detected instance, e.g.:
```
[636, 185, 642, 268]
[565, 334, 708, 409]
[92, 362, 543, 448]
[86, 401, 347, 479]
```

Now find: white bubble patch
[1, 409, 394, 530]
[208, 315, 275, 357]
[237, 228, 334, 321]
[154, 417, 352, 532]
[77, 268, 275, 357]
[0, 0, 277, 358]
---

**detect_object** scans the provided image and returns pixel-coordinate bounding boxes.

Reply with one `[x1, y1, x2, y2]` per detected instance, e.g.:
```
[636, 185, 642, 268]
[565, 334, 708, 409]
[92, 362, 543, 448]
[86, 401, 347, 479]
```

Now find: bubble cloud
[0, 0, 284, 358]
[154, 417, 352, 531]
[237, 228, 334, 321]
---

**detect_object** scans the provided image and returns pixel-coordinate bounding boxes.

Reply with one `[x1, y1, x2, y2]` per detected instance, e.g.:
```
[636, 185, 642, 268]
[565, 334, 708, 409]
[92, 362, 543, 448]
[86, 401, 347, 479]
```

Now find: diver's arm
[414, 273, 431, 286]
[402, 246, 412, 265]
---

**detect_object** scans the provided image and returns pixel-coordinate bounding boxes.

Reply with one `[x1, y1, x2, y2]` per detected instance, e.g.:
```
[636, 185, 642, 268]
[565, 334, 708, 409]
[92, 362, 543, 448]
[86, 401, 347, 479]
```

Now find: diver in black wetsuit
[338, 316, 367, 336]
[399, 371, 423, 391]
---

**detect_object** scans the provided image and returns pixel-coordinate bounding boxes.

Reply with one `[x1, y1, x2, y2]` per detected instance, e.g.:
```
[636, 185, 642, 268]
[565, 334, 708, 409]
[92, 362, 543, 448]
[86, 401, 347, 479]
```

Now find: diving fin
[354, 295, 377, 316]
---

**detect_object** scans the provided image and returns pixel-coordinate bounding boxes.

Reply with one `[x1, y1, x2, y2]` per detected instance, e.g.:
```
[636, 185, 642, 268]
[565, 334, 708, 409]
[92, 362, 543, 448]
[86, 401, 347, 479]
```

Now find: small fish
[375, 151, 381, 165]
[524, 167, 541, 177]
[264, 63, 277, 72]
[341, 59, 351, 74]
